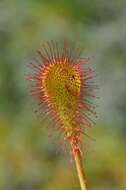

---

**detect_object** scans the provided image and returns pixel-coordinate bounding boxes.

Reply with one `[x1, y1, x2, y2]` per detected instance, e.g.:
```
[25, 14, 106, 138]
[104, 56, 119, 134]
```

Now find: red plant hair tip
[27, 40, 96, 154]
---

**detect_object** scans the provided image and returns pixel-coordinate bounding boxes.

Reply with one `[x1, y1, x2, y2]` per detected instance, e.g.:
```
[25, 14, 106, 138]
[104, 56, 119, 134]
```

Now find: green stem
[74, 149, 89, 190]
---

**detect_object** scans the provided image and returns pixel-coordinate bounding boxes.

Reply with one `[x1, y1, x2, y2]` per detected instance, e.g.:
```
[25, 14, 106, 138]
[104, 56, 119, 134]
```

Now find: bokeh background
[0, 0, 126, 190]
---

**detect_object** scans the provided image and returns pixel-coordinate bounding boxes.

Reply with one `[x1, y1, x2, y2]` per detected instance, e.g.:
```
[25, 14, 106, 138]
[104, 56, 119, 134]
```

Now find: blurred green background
[0, 0, 126, 190]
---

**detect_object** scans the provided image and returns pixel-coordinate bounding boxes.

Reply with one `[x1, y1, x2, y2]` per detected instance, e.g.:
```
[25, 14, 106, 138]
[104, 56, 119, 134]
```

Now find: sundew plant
[27, 40, 97, 190]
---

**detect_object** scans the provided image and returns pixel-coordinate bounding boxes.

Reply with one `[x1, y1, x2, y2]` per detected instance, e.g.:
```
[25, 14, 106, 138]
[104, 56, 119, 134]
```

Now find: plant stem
[74, 149, 89, 190]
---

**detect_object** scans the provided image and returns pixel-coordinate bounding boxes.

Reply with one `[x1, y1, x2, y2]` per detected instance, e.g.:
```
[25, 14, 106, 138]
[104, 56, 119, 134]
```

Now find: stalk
[74, 149, 89, 190]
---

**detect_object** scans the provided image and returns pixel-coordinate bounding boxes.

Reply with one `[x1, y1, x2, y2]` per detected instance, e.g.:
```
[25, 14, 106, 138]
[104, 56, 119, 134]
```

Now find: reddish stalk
[73, 148, 89, 190]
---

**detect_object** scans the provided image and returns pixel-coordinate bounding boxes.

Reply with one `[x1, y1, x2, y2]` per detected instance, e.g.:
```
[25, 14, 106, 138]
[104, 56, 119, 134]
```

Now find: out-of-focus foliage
[0, 0, 126, 190]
